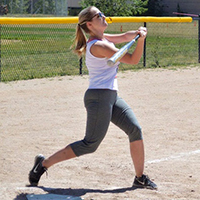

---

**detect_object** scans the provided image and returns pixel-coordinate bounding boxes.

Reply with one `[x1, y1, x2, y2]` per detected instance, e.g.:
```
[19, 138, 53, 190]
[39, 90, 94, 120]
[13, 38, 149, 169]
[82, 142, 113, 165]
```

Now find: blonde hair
[73, 6, 96, 57]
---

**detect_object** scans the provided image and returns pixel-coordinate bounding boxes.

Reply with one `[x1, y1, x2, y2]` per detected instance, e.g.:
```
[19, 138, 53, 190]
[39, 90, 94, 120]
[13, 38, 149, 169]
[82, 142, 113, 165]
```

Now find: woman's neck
[90, 30, 104, 40]
[89, 36, 103, 41]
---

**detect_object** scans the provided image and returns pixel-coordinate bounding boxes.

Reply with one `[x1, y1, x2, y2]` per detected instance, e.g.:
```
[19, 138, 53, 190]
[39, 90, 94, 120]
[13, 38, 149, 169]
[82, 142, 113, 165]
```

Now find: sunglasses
[89, 12, 105, 21]
[79, 12, 105, 26]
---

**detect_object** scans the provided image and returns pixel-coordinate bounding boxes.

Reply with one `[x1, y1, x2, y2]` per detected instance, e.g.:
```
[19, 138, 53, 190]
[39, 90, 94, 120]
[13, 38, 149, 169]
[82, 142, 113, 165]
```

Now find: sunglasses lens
[101, 13, 105, 17]
[98, 13, 104, 18]
[90, 12, 105, 21]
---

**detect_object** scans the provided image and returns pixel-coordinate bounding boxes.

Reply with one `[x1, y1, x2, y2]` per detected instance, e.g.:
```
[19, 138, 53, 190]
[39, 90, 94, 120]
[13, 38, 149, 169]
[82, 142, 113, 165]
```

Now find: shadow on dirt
[14, 185, 138, 199]
[14, 193, 28, 200]
[39, 185, 138, 196]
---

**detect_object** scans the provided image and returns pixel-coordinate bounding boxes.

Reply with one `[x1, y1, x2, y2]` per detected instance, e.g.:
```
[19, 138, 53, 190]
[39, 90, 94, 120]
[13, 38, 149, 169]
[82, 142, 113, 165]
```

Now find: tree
[80, 0, 148, 16]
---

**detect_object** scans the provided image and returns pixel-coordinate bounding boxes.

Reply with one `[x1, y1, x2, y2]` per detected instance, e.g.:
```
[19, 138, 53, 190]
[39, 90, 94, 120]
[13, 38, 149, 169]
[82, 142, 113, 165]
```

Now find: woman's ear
[86, 21, 92, 30]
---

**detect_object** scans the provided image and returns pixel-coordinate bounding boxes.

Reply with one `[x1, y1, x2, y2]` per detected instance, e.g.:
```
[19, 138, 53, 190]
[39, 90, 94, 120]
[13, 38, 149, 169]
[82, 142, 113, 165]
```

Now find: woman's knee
[128, 125, 143, 142]
[82, 139, 100, 154]
[70, 139, 101, 156]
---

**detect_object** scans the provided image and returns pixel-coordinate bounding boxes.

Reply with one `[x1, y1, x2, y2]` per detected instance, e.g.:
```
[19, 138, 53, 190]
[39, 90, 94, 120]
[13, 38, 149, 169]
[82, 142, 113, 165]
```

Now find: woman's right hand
[138, 27, 147, 40]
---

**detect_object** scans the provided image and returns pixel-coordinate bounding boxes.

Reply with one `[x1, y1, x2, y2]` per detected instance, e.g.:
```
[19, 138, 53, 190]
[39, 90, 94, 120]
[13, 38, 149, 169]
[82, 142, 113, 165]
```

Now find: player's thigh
[84, 89, 117, 142]
[111, 96, 142, 141]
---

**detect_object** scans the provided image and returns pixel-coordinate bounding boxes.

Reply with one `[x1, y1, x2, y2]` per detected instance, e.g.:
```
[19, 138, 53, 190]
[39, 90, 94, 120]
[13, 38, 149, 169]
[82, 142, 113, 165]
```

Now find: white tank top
[86, 39, 119, 90]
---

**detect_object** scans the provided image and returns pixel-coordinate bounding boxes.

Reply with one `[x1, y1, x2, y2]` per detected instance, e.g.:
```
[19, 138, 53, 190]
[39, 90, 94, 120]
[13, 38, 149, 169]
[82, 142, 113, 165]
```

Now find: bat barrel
[107, 35, 140, 67]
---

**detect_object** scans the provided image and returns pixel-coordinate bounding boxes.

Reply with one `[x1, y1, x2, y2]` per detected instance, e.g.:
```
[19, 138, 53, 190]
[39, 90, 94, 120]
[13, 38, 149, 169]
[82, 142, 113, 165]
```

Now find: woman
[29, 6, 157, 190]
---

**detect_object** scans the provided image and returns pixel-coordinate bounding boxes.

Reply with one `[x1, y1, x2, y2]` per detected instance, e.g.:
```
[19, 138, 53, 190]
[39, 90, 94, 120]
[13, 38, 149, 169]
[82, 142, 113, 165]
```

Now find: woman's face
[88, 7, 108, 31]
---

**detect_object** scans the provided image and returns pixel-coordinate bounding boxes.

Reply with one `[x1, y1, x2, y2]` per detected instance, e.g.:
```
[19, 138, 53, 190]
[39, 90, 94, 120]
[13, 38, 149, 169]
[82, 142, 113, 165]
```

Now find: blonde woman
[29, 6, 157, 190]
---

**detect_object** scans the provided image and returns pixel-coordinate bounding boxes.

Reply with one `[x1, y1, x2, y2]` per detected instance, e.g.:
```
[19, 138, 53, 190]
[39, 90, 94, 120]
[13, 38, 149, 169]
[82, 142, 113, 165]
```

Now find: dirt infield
[0, 67, 200, 200]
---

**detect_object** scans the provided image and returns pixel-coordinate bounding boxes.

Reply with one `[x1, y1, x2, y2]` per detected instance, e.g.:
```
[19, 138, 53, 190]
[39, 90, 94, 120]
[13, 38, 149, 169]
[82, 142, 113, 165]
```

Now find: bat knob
[107, 60, 115, 67]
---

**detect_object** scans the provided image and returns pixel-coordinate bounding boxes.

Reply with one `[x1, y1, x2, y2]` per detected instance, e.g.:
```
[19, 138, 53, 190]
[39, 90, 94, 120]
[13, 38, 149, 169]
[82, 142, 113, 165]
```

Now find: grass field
[0, 21, 199, 82]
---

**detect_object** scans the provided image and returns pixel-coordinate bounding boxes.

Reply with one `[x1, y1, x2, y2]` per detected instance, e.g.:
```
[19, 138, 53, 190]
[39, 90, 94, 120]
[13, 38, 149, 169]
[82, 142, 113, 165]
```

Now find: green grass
[0, 22, 199, 82]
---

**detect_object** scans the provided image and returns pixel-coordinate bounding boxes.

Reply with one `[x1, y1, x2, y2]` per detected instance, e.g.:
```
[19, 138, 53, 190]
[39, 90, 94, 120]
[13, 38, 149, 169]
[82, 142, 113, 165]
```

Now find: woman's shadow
[14, 185, 139, 200]
[39, 185, 138, 196]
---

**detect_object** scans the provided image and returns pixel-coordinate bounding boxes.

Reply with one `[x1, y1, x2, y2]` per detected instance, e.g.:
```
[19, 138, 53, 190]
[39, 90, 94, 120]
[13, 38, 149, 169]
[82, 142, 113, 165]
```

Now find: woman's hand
[137, 27, 147, 40]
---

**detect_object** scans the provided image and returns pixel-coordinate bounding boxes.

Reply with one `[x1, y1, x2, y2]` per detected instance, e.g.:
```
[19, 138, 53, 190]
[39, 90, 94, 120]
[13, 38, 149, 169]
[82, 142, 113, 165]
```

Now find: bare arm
[91, 27, 147, 65]
[120, 38, 145, 65]
[104, 30, 139, 44]
[119, 27, 147, 65]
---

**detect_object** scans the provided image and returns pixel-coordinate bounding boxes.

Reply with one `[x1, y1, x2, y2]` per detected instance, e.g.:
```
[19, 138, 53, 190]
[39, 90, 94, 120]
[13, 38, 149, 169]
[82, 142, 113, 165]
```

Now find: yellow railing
[0, 16, 193, 24]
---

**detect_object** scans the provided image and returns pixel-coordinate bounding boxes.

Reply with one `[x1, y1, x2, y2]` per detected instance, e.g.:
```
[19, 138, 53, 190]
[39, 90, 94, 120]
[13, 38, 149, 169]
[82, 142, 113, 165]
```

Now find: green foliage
[80, 0, 149, 16]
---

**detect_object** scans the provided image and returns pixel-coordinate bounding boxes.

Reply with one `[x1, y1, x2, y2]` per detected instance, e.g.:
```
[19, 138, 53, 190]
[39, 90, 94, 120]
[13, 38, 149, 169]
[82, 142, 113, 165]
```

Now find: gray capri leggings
[70, 89, 142, 157]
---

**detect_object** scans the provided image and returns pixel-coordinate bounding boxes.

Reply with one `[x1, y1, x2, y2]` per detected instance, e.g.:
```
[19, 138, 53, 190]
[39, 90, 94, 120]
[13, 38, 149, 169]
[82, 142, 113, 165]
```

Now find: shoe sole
[132, 183, 157, 190]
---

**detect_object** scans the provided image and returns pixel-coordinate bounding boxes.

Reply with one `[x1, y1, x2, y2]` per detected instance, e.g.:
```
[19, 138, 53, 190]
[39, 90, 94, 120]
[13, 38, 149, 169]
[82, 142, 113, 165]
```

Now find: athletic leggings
[70, 89, 142, 157]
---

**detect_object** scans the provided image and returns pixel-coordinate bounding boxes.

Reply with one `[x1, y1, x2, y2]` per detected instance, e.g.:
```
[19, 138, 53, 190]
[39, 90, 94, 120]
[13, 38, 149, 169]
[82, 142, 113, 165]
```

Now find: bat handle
[134, 34, 140, 40]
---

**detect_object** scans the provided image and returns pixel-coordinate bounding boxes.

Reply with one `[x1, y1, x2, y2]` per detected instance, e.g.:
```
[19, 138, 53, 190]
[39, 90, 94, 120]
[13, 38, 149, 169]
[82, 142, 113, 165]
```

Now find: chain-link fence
[0, 19, 198, 82]
[1, 0, 70, 16]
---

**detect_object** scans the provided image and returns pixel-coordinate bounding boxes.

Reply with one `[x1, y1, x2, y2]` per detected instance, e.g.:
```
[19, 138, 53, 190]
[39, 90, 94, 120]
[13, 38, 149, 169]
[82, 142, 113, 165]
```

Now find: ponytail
[72, 6, 96, 57]
[73, 24, 88, 57]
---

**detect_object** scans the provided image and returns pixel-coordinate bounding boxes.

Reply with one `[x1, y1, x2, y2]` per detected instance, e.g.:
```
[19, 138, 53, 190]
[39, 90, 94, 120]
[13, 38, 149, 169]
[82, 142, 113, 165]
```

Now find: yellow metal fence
[0, 16, 197, 82]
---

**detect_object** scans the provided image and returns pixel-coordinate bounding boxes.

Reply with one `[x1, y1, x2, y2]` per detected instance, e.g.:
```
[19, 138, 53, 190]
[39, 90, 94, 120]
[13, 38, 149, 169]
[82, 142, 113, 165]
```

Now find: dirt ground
[0, 67, 200, 200]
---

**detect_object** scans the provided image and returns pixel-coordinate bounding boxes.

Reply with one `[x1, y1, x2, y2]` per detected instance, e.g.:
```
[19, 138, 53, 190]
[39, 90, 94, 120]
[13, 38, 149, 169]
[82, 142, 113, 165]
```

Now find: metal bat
[107, 34, 140, 67]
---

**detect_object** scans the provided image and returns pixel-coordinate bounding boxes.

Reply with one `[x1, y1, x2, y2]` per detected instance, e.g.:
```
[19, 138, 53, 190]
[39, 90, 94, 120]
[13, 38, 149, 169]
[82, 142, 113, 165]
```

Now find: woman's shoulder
[87, 38, 112, 50]
[87, 38, 116, 58]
